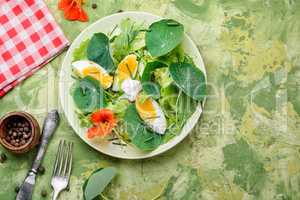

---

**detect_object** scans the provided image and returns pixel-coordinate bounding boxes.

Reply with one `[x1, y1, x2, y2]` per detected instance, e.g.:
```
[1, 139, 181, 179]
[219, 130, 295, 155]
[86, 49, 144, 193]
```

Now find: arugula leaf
[83, 167, 117, 200]
[141, 61, 168, 99]
[146, 19, 184, 57]
[169, 62, 206, 101]
[73, 39, 90, 61]
[72, 76, 106, 114]
[87, 33, 115, 73]
[112, 18, 144, 61]
[123, 104, 162, 151]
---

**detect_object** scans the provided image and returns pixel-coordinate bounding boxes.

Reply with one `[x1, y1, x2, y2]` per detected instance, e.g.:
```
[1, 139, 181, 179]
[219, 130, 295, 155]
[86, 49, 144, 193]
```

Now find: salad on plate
[70, 18, 206, 151]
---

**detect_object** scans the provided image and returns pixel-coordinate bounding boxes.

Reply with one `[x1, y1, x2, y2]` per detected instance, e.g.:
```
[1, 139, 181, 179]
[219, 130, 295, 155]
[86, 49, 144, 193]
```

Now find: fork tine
[62, 141, 70, 176]
[52, 140, 63, 177]
[57, 140, 66, 176]
[66, 142, 73, 180]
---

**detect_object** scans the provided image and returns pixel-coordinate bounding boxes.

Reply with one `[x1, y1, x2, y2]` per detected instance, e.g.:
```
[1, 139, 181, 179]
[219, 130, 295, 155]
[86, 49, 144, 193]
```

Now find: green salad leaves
[146, 19, 184, 57]
[70, 17, 206, 152]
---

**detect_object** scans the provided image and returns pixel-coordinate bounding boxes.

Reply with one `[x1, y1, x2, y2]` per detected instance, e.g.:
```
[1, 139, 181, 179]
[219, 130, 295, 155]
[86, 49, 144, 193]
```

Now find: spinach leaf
[146, 19, 184, 57]
[83, 167, 117, 200]
[141, 61, 168, 99]
[87, 33, 115, 73]
[169, 62, 206, 101]
[124, 104, 162, 151]
[72, 76, 106, 114]
[73, 39, 90, 61]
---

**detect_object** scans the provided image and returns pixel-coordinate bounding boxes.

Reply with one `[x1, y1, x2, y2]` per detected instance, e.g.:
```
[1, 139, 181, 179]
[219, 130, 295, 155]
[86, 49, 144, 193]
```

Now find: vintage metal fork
[51, 140, 73, 200]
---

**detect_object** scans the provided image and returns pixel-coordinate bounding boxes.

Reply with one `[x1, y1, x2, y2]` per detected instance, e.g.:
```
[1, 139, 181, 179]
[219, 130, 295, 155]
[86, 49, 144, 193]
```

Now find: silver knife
[16, 110, 59, 200]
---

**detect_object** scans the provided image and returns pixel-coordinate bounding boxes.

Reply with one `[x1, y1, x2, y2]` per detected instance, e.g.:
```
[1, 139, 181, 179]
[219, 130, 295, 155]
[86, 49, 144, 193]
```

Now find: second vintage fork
[51, 140, 73, 200]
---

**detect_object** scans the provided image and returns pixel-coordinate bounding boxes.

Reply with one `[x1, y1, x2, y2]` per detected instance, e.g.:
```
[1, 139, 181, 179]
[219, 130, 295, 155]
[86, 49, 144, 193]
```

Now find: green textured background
[1, 0, 300, 199]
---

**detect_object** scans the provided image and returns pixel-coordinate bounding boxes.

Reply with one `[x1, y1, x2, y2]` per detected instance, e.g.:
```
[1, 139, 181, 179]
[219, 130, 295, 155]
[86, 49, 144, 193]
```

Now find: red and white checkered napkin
[0, 0, 69, 97]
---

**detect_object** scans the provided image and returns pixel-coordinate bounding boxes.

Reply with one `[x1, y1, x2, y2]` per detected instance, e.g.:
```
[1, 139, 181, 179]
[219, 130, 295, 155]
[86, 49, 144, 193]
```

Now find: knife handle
[31, 110, 59, 172]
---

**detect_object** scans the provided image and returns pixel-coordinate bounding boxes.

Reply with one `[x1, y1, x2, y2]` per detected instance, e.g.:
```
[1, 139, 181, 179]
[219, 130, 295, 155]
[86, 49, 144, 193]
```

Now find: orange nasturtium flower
[58, 0, 88, 22]
[87, 109, 117, 139]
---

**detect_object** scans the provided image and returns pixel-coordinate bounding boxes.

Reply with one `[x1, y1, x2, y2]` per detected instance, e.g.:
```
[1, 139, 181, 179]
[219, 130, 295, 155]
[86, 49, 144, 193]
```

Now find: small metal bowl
[0, 111, 40, 154]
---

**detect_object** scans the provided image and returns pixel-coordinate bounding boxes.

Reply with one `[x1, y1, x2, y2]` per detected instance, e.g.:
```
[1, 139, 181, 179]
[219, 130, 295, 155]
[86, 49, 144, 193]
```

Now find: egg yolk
[117, 55, 138, 80]
[82, 66, 113, 89]
[136, 97, 157, 122]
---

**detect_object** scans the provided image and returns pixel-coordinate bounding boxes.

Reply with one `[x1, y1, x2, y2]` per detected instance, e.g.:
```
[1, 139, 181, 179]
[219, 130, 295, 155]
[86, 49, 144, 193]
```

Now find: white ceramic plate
[59, 11, 206, 159]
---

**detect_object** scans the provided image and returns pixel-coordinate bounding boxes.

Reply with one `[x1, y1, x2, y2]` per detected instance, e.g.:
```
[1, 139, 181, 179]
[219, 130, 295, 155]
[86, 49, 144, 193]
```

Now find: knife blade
[16, 110, 59, 200]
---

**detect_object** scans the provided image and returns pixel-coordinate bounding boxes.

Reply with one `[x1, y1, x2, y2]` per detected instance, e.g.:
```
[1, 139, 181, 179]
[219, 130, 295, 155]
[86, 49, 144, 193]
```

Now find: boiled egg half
[135, 94, 167, 135]
[112, 54, 138, 91]
[72, 60, 113, 89]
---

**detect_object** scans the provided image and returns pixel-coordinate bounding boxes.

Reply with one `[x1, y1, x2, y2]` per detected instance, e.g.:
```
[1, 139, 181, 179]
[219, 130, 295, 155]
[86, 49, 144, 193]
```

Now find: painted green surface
[0, 0, 300, 199]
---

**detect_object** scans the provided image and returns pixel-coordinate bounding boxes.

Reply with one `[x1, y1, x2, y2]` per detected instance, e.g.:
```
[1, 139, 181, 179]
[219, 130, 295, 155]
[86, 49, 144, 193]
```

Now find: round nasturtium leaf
[146, 19, 184, 57]
[169, 62, 206, 101]
[72, 77, 106, 113]
[87, 32, 115, 73]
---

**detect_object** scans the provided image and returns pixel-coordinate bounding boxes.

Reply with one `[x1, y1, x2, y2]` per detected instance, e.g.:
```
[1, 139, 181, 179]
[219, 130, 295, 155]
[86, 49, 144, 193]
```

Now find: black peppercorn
[38, 166, 45, 175]
[92, 3, 97, 9]
[41, 189, 47, 197]
[0, 153, 7, 163]
[14, 186, 20, 193]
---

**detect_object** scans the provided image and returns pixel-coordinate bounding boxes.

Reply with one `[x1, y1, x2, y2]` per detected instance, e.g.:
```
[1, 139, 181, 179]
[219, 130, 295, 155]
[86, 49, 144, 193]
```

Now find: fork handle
[32, 110, 59, 171]
[52, 190, 61, 200]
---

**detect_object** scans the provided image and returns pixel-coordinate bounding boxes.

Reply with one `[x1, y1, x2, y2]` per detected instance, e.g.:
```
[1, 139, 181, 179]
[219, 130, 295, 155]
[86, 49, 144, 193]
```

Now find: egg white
[136, 97, 167, 135]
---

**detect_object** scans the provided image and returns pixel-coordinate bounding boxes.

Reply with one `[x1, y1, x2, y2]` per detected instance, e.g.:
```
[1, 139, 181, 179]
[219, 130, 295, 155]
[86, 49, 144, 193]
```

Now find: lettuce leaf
[106, 99, 130, 118]
[73, 39, 90, 61]
[153, 67, 173, 88]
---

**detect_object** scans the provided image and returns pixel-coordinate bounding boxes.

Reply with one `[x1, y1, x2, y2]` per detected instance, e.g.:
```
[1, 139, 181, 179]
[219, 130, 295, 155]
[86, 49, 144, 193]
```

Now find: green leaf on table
[124, 104, 162, 151]
[72, 76, 106, 114]
[87, 33, 115, 73]
[83, 167, 117, 200]
[146, 19, 184, 57]
[169, 62, 206, 101]
[73, 39, 90, 61]
[141, 61, 168, 99]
